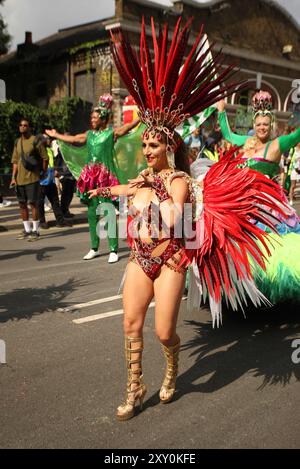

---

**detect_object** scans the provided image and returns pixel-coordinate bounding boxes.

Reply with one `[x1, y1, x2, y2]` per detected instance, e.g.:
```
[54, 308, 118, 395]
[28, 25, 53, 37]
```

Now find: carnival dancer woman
[88, 18, 289, 421]
[216, 93, 300, 302]
[46, 95, 139, 263]
[89, 131, 193, 419]
[217, 93, 300, 183]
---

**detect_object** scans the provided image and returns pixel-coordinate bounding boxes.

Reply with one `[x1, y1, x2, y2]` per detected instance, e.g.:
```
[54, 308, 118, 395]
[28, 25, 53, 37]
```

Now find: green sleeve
[58, 140, 88, 180]
[218, 110, 248, 146]
[278, 127, 300, 154]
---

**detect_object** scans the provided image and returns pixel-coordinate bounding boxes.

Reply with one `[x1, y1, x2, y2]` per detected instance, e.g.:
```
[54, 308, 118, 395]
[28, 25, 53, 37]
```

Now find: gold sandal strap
[126, 336, 144, 344]
[125, 347, 143, 354]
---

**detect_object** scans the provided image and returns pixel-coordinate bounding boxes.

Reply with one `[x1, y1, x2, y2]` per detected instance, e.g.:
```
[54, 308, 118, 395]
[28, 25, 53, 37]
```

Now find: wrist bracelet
[96, 187, 112, 198]
[152, 176, 170, 203]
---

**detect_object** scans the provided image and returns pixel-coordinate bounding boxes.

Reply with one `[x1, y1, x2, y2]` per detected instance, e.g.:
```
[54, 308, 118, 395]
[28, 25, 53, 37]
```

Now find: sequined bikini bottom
[129, 237, 186, 280]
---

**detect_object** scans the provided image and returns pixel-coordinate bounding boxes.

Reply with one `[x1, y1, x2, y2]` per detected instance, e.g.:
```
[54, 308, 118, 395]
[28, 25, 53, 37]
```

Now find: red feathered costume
[106, 17, 289, 326]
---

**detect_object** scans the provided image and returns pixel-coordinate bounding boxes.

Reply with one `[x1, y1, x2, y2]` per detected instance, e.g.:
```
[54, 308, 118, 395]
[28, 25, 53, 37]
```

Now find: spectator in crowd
[38, 136, 72, 229]
[202, 137, 219, 161]
[184, 127, 202, 164]
[279, 126, 291, 188]
[0, 192, 11, 208]
[10, 119, 48, 241]
[219, 138, 232, 153]
[185, 127, 201, 150]
[280, 151, 290, 188]
[51, 139, 63, 198]
[288, 141, 300, 205]
[52, 140, 76, 219]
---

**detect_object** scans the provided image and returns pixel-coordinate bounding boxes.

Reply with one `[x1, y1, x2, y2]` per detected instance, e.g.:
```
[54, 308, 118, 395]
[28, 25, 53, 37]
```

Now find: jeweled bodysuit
[127, 170, 191, 280]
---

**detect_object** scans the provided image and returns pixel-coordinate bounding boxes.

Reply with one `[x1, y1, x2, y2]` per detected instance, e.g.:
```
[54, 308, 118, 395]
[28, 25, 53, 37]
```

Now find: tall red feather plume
[110, 17, 246, 137]
[180, 147, 289, 303]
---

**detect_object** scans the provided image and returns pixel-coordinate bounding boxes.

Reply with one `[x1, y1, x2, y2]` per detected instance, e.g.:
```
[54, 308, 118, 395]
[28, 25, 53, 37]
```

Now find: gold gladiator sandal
[159, 339, 180, 404]
[116, 336, 147, 421]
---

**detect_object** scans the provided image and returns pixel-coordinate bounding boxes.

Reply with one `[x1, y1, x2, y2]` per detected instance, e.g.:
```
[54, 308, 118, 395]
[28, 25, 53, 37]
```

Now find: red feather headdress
[111, 17, 244, 144]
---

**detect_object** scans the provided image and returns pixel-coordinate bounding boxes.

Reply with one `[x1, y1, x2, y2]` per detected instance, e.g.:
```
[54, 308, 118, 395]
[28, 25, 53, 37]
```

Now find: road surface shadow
[0, 246, 65, 262]
[143, 303, 300, 411]
[36, 227, 88, 239]
[0, 277, 85, 322]
[176, 303, 300, 396]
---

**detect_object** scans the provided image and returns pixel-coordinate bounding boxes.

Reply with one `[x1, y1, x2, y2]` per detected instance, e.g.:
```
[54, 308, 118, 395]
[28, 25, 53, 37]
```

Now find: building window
[36, 81, 48, 108]
[285, 89, 300, 126]
[75, 70, 96, 105]
[232, 81, 280, 111]
[238, 89, 251, 107]
[37, 81, 47, 98]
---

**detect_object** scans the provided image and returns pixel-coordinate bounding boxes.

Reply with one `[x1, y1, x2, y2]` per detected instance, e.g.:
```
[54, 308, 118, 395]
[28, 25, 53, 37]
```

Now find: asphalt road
[0, 203, 300, 449]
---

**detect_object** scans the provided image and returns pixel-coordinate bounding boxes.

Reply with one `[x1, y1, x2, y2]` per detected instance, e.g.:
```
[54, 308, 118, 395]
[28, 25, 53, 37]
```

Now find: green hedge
[0, 97, 86, 170]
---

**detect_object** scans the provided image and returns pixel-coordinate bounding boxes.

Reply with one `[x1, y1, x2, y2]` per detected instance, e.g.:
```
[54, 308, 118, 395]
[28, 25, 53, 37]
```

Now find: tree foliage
[0, 97, 85, 169]
[0, 0, 11, 55]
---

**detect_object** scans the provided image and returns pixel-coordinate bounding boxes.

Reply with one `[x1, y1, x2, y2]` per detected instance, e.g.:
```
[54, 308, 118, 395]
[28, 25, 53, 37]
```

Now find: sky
[1, 0, 300, 52]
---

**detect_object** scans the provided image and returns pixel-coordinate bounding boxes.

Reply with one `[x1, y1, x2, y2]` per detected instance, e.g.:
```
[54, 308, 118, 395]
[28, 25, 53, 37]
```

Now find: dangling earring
[166, 144, 175, 169]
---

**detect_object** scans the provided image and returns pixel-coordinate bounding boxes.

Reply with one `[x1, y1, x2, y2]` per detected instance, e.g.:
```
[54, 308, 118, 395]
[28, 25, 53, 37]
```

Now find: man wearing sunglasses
[10, 119, 48, 241]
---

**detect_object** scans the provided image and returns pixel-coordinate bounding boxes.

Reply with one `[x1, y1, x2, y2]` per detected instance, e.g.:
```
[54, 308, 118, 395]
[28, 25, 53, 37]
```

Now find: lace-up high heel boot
[116, 336, 147, 421]
[159, 339, 180, 404]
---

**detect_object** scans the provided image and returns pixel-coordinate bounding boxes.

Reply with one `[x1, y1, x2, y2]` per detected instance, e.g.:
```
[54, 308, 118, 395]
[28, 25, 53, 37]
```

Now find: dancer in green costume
[216, 92, 300, 303]
[46, 95, 140, 262]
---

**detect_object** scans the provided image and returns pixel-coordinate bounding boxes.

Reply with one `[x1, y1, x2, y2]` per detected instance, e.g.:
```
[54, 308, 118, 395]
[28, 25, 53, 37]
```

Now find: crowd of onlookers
[279, 132, 300, 205]
[37, 137, 76, 230]
[185, 122, 300, 205]
[0, 118, 76, 240]
[1, 116, 299, 240]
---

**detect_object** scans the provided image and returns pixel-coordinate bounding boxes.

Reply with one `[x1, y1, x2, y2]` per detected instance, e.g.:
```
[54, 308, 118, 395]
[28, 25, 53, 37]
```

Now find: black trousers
[61, 178, 76, 215]
[38, 183, 64, 223]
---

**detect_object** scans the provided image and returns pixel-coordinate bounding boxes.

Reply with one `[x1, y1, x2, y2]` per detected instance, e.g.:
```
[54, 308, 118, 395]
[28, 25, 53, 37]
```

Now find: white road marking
[72, 297, 187, 324]
[71, 295, 122, 310]
[73, 301, 155, 324]
[0, 213, 19, 220]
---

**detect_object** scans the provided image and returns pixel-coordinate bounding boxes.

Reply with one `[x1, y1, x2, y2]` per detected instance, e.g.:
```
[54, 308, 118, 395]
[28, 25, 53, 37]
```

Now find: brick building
[0, 0, 299, 131]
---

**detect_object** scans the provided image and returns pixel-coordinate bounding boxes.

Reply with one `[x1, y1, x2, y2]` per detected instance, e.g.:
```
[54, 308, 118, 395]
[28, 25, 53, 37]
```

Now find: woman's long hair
[173, 131, 191, 175]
